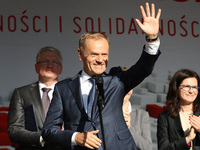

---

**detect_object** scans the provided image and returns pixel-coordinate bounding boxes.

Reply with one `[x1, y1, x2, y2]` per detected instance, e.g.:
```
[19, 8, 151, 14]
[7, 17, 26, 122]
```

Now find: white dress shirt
[80, 71, 93, 112]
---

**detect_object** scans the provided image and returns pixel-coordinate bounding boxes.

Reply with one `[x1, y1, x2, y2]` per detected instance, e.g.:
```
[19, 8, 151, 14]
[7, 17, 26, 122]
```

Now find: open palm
[135, 3, 161, 38]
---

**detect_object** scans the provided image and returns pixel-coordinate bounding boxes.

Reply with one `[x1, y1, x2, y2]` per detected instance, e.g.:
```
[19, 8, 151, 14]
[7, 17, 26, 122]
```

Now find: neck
[39, 78, 57, 87]
[180, 103, 193, 112]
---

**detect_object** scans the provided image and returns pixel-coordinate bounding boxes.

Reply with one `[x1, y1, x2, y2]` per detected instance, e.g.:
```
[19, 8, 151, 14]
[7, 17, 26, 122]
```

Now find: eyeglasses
[180, 85, 199, 92]
[37, 60, 61, 67]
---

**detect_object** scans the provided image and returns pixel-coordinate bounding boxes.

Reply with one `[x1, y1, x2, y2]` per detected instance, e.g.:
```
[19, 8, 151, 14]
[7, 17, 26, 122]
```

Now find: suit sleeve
[109, 47, 161, 94]
[157, 113, 190, 150]
[42, 85, 74, 149]
[7, 88, 41, 146]
[129, 109, 152, 150]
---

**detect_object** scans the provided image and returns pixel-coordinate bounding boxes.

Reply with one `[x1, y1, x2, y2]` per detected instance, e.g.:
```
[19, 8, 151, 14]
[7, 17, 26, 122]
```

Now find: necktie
[87, 78, 95, 118]
[42, 88, 51, 117]
[88, 79, 104, 150]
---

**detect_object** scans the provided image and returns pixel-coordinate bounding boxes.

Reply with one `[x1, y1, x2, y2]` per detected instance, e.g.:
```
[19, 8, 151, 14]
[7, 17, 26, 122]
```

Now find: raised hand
[135, 3, 161, 39]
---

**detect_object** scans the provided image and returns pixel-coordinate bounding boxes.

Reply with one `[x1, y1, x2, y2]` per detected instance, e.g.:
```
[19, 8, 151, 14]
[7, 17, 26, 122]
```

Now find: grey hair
[36, 46, 63, 65]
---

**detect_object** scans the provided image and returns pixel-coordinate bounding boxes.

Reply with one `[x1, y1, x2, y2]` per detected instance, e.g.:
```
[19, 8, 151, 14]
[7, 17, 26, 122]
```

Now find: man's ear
[78, 48, 83, 61]
[35, 64, 39, 73]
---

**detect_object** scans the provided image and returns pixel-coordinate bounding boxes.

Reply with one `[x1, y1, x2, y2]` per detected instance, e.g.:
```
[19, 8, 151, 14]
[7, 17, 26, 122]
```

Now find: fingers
[123, 111, 131, 128]
[123, 111, 129, 117]
[140, 3, 155, 18]
[140, 3, 153, 17]
[140, 5, 146, 19]
[151, 3, 155, 18]
[190, 115, 200, 132]
[135, 18, 142, 28]
[140, 3, 161, 19]
[145, 3, 150, 17]
[156, 8, 162, 20]
[123, 110, 129, 120]
[90, 130, 102, 143]
[85, 134, 101, 149]
[124, 114, 128, 122]
[187, 127, 196, 142]
[75, 130, 102, 149]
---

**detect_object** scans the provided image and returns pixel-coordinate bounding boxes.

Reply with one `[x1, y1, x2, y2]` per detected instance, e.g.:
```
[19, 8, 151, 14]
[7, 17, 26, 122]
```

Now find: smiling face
[78, 38, 109, 77]
[178, 77, 198, 105]
[35, 51, 62, 83]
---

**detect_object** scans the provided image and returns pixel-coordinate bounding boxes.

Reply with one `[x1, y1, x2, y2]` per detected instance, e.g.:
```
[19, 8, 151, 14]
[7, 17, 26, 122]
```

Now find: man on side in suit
[7, 46, 63, 150]
[42, 3, 161, 150]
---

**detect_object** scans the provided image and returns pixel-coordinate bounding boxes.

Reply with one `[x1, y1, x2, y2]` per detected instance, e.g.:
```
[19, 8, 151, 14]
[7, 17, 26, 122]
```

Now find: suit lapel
[29, 82, 46, 125]
[173, 114, 185, 138]
[68, 73, 113, 120]
[68, 74, 88, 118]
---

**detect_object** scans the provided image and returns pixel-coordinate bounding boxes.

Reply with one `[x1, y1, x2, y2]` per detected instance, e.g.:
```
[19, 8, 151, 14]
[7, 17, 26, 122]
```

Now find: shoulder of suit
[108, 66, 122, 75]
[15, 82, 38, 90]
[56, 74, 80, 86]
[159, 110, 171, 118]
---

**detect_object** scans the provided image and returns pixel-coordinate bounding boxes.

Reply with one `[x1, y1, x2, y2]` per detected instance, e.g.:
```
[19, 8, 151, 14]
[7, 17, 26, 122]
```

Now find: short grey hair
[36, 46, 63, 65]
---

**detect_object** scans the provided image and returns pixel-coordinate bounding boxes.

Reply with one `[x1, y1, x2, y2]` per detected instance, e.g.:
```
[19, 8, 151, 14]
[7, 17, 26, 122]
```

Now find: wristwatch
[145, 36, 158, 42]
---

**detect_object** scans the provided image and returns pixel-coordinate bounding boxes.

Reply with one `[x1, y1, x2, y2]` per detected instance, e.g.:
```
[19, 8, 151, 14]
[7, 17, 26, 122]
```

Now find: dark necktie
[87, 78, 96, 118]
[87, 79, 104, 150]
[42, 88, 51, 117]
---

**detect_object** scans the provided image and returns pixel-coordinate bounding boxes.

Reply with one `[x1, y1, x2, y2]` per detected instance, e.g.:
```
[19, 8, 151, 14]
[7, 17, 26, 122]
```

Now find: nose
[96, 55, 103, 63]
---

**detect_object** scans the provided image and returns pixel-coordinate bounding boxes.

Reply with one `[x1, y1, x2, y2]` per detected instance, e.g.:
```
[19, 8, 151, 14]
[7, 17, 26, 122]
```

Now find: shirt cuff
[128, 101, 132, 113]
[71, 132, 78, 146]
[40, 136, 45, 147]
[144, 38, 160, 55]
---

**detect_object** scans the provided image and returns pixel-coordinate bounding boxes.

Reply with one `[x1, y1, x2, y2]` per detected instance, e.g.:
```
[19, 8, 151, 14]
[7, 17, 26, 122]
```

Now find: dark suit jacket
[8, 82, 64, 150]
[157, 110, 200, 150]
[42, 50, 161, 150]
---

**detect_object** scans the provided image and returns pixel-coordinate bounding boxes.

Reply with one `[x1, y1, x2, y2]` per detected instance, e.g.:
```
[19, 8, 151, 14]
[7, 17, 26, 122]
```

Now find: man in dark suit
[7, 46, 63, 150]
[42, 3, 161, 150]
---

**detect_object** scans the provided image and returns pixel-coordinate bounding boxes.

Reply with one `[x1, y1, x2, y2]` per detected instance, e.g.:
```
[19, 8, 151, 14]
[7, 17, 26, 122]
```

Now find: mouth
[94, 63, 105, 66]
[45, 69, 56, 73]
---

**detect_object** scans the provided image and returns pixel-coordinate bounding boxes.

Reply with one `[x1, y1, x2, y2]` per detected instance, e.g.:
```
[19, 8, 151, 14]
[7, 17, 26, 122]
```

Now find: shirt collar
[81, 70, 91, 83]
[39, 81, 56, 90]
[80, 70, 105, 82]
